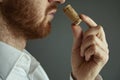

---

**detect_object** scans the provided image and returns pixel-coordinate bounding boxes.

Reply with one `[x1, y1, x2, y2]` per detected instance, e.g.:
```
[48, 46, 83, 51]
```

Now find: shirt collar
[0, 41, 25, 79]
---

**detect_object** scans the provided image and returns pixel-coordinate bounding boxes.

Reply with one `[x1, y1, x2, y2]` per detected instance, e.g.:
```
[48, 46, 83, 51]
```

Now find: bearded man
[0, 0, 109, 80]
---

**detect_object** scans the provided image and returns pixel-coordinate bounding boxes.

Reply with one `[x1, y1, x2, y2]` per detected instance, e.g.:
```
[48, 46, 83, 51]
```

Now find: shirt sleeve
[70, 74, 103, 80]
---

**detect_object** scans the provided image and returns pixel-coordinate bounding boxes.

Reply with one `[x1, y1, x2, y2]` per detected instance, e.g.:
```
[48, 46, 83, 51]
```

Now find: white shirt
[0, 42, 50, 80]
[0, 42, 102, 80]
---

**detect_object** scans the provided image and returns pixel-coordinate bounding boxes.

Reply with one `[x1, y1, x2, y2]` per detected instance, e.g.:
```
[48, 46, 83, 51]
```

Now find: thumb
[71, 24, 83, 50]
[71, 24, 83, 69]
[71, 24, 82, 39]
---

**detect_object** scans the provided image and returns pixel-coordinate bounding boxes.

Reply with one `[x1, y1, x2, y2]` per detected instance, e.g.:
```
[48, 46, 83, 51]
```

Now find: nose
[48, 0, 66, 4]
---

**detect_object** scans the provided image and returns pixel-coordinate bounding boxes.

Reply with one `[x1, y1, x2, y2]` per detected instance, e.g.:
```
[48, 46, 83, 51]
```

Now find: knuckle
[102, 54, 109, 63]
[99, 51, 109, 63]
[90, 44, 97, 52]
[88, 35, 96, 44]
[98, 25, 104, 31]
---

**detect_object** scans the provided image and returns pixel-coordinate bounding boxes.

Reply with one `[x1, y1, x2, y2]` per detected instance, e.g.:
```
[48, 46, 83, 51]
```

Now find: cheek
[1, 0, 48, 26]
[31, 0, 49, 24]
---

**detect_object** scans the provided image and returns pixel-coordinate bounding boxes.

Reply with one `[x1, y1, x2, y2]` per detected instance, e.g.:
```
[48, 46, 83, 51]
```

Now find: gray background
[26, 0, 120, 80]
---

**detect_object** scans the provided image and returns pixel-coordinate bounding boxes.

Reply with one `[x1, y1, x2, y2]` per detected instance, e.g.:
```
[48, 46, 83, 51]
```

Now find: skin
[0, 0, 109, 80]
[0, 0, 65, 50]
[71, 14, 109, 80]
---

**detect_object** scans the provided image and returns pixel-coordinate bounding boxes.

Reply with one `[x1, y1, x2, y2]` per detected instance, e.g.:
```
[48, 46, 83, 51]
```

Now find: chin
[26, 21, 51, 40]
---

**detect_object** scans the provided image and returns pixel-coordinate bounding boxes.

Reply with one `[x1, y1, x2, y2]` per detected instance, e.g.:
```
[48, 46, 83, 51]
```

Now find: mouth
[48, 9, 57, 21]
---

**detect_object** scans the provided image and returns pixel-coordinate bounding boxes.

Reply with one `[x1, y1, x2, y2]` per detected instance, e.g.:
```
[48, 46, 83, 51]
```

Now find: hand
[71, 14, 109, 80]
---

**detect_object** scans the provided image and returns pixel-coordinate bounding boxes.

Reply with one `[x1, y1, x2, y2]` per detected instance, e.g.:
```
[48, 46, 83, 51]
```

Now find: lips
[47, 3, 58, 21]
[47, 9, 57, 21]
[48, 9, 57, 15]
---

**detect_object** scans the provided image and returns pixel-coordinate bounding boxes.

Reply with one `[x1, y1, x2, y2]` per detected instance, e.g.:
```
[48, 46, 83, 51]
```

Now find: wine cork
[63, 4, 82, 25]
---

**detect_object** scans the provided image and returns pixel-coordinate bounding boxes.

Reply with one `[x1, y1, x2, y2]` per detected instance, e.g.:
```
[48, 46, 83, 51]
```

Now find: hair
[1, 0, 39, 28]
[0, 0, 51, 39]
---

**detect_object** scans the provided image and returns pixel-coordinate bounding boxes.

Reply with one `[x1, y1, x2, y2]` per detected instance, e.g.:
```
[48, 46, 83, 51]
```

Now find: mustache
[46, 3, 58, 15]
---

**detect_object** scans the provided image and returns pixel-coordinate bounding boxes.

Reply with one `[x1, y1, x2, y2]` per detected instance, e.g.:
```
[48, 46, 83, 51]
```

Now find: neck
[0, 18, 27, 51]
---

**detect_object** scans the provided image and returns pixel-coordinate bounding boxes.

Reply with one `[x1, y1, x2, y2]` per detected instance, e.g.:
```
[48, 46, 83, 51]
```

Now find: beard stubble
[1, 0, 51, 39]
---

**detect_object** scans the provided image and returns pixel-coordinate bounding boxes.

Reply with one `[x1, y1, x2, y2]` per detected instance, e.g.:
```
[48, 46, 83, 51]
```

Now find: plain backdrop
[26, 0, 120, 80]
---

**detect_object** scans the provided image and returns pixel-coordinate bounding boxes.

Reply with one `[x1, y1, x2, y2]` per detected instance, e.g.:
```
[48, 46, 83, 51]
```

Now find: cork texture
[63, 4, 82, 25]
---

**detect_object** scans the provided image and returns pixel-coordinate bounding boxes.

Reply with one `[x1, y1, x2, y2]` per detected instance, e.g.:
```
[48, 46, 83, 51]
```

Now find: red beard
[1, 0, 51, 39]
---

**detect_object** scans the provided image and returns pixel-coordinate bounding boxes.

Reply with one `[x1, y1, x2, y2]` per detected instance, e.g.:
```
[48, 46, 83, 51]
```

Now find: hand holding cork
[63, 4, 82, 25]
[64, 4, 109, 80]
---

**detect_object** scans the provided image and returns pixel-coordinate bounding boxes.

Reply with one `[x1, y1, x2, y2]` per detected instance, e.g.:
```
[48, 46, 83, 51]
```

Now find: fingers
[71, 24, 83, 39]
[80, 14, 108, 47]
[71, 24, 83, 68]
[71, 14, 109, 64]
[83, 25, 108, 47]
[97, 25, 108, 47]
[71, 24, 83, 50]
[81, 35, 109, 57]
[84, 44, 109, 63]
[80, 34, 109, 62]
[79, 15, 109, 62]
[80, 14, 97, 28]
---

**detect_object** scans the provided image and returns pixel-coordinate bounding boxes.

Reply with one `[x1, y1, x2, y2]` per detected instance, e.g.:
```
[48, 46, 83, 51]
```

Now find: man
[0, 0, 109, 80]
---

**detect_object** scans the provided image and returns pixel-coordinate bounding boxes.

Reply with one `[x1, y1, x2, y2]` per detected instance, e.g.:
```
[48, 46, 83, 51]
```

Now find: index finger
[80, 14, 97, 28]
